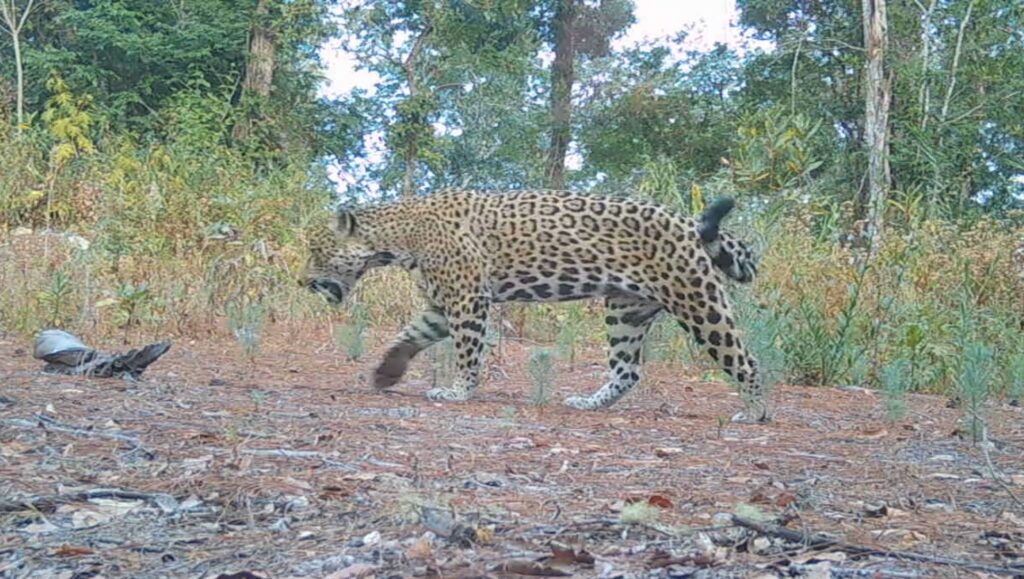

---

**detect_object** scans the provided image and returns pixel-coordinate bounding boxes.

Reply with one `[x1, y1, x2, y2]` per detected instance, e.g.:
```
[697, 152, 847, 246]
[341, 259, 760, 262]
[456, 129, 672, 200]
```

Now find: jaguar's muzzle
[307, 279, 346, 304]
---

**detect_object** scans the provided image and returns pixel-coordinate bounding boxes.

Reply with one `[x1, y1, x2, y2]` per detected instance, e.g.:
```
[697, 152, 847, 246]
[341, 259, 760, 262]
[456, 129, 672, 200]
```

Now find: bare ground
[1, 327, 1023, 578]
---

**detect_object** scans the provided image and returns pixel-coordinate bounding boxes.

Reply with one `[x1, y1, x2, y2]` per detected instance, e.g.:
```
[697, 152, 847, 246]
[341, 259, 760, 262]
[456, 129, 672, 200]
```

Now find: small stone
[751, 536, 772, 554]
[362, 530, 381, 546]
[711, 512, 733, 527]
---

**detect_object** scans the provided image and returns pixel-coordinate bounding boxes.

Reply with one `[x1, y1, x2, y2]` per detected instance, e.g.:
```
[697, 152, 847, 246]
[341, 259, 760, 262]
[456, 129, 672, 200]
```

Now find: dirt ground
[1, 326, 1023, 579]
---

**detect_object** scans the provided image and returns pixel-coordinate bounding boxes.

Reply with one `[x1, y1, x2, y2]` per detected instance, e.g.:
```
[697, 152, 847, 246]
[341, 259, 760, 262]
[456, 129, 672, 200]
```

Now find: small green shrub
[620, 501, 661, 525]
[1006, 348, 1024, 402]
[555, 302, 586, 366]
[37, 268, 75, 328]
[334, 303, 369, 361]
[429, 338, 456, 389]
[957, 342, 994, 443]
[881, 358, 911, 422]
[528, 348, 556, 407]
[227, 300, 266, 362]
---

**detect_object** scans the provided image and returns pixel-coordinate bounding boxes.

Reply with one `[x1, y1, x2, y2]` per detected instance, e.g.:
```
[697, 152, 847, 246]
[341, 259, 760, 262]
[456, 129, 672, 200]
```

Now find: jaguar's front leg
[425, 296, 489, 402]
[374, 306, 449, 389]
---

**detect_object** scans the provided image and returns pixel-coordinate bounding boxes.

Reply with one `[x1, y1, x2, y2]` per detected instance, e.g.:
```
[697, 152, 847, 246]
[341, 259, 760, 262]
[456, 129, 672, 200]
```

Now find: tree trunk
[400, 26, 431, 198]
[12, 28, 23, 131]
[233, 0, 276, 141]
[861, 0, 890, 252]
[242, 0, 275, 98]
[545, 0, 576, 190]
[0, 0, 35, 135]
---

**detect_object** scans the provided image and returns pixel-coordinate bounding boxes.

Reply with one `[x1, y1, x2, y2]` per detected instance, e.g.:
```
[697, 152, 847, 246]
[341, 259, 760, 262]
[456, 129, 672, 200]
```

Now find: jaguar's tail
[697, 197, 758, 284]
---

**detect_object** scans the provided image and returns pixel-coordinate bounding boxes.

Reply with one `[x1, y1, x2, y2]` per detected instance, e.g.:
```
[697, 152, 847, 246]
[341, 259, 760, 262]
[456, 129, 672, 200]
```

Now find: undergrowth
[2, 120, 1022, 401]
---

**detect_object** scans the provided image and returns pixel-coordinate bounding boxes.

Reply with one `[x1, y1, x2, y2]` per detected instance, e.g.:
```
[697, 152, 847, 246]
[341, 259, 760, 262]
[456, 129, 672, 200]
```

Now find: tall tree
[540, 0, 633, 189]
[861, 0, 890, 247]
[233, 0, 277, 141]
[545, 0, 575, 190]
[339, 1, 536, 198]
[0, 0, 36, 133]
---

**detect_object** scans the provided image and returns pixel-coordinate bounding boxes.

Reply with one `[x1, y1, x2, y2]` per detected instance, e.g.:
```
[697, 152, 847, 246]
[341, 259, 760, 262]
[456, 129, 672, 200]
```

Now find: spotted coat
[303, 189, 768, 422]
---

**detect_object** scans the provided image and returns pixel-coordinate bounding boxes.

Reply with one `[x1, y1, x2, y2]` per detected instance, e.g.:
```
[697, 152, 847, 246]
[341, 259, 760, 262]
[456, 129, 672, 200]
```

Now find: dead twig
[236, 448, 360, 471]
[732, 515, 1024, 576]
[4, 414, 153, 456]
[979, 427, 1024, 512]
[0, 488, 178, 514]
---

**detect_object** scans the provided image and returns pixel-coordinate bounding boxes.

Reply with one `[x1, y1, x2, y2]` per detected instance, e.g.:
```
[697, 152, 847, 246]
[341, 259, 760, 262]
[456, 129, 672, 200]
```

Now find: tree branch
[939, 0, 976, 125]
[18, 0, 35, 30]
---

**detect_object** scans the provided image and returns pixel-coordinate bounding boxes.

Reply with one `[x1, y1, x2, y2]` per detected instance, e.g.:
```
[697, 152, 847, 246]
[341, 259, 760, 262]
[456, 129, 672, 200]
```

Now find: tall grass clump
[751, 203, 1023, 397]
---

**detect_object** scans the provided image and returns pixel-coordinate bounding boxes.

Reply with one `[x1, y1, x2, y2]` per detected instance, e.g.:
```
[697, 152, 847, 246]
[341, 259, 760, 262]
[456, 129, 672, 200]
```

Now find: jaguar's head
[301, 210, 387, 305]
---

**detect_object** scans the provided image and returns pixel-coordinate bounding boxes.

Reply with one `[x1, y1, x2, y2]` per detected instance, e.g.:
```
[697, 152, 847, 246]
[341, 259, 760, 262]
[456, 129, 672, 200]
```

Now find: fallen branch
[0, 488, 178, 514]
[237, 448, 359, 471]
[732, 515, 1024, 576]
[979, 426, 1024, 512]
[3, 414, 153, 457]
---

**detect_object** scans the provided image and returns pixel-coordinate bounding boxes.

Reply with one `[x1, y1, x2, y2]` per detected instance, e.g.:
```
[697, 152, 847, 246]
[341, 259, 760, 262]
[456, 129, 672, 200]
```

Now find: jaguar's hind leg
[563, 296, 662, 410]
[666, 278, 769, 422]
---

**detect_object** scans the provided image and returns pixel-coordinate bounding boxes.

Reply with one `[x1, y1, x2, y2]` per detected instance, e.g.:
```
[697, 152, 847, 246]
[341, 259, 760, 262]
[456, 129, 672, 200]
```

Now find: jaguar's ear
[333, 209, 357, 237]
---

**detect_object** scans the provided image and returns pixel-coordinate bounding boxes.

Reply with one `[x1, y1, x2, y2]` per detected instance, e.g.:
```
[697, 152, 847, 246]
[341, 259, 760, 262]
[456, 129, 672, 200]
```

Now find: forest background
[1, 0, 1022, 414]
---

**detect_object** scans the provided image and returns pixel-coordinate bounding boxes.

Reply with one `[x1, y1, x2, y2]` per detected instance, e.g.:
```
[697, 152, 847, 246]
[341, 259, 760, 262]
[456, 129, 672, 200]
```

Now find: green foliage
[334, 303, 369, 361]
[555, 303, 586, 366]
[528, 349, 556, 407]
[733, 289, 786, 395]
[41, 74, 96, 166]
[619, 501, 660, 525]
[1006, 347, 1024, 402]
[957, 342, 994, 443]
[36, 268, 74, 328]
[429, 339, 457, 390]
[731, 109, 823, 195]
[581, 44, 740, 185]
[227, 300, 266, 362]
[881, 359, 911, 422]
[114, 282, 153, 341]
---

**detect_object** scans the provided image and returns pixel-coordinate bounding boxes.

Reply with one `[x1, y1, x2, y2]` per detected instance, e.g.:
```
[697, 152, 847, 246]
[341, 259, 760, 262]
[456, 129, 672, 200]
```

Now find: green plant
[227, 300, 266, 363]
[555, 302, 586, 366]
[334, 303, 369, 361]
[499, 405, 518, 428]
[36, 268, 74, 327]
[528, 348, 556, 407]
[880, 359, 911, 422]
[250, 389, 267, 412]
[734, 289, 786, 401]
[957, 342, 994, 443]
[1006, 348, 1024, 402]
[114, 282, 152, 343]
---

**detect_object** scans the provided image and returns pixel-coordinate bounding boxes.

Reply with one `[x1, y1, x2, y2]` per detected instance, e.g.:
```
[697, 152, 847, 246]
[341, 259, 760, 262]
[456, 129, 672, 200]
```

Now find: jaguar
[302, 189, 768, 422]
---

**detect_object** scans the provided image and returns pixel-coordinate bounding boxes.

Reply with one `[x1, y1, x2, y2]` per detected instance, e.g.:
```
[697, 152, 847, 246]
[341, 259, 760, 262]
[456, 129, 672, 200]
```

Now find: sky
[317, 1, 754, 194]
[318, 0, 747, 99]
